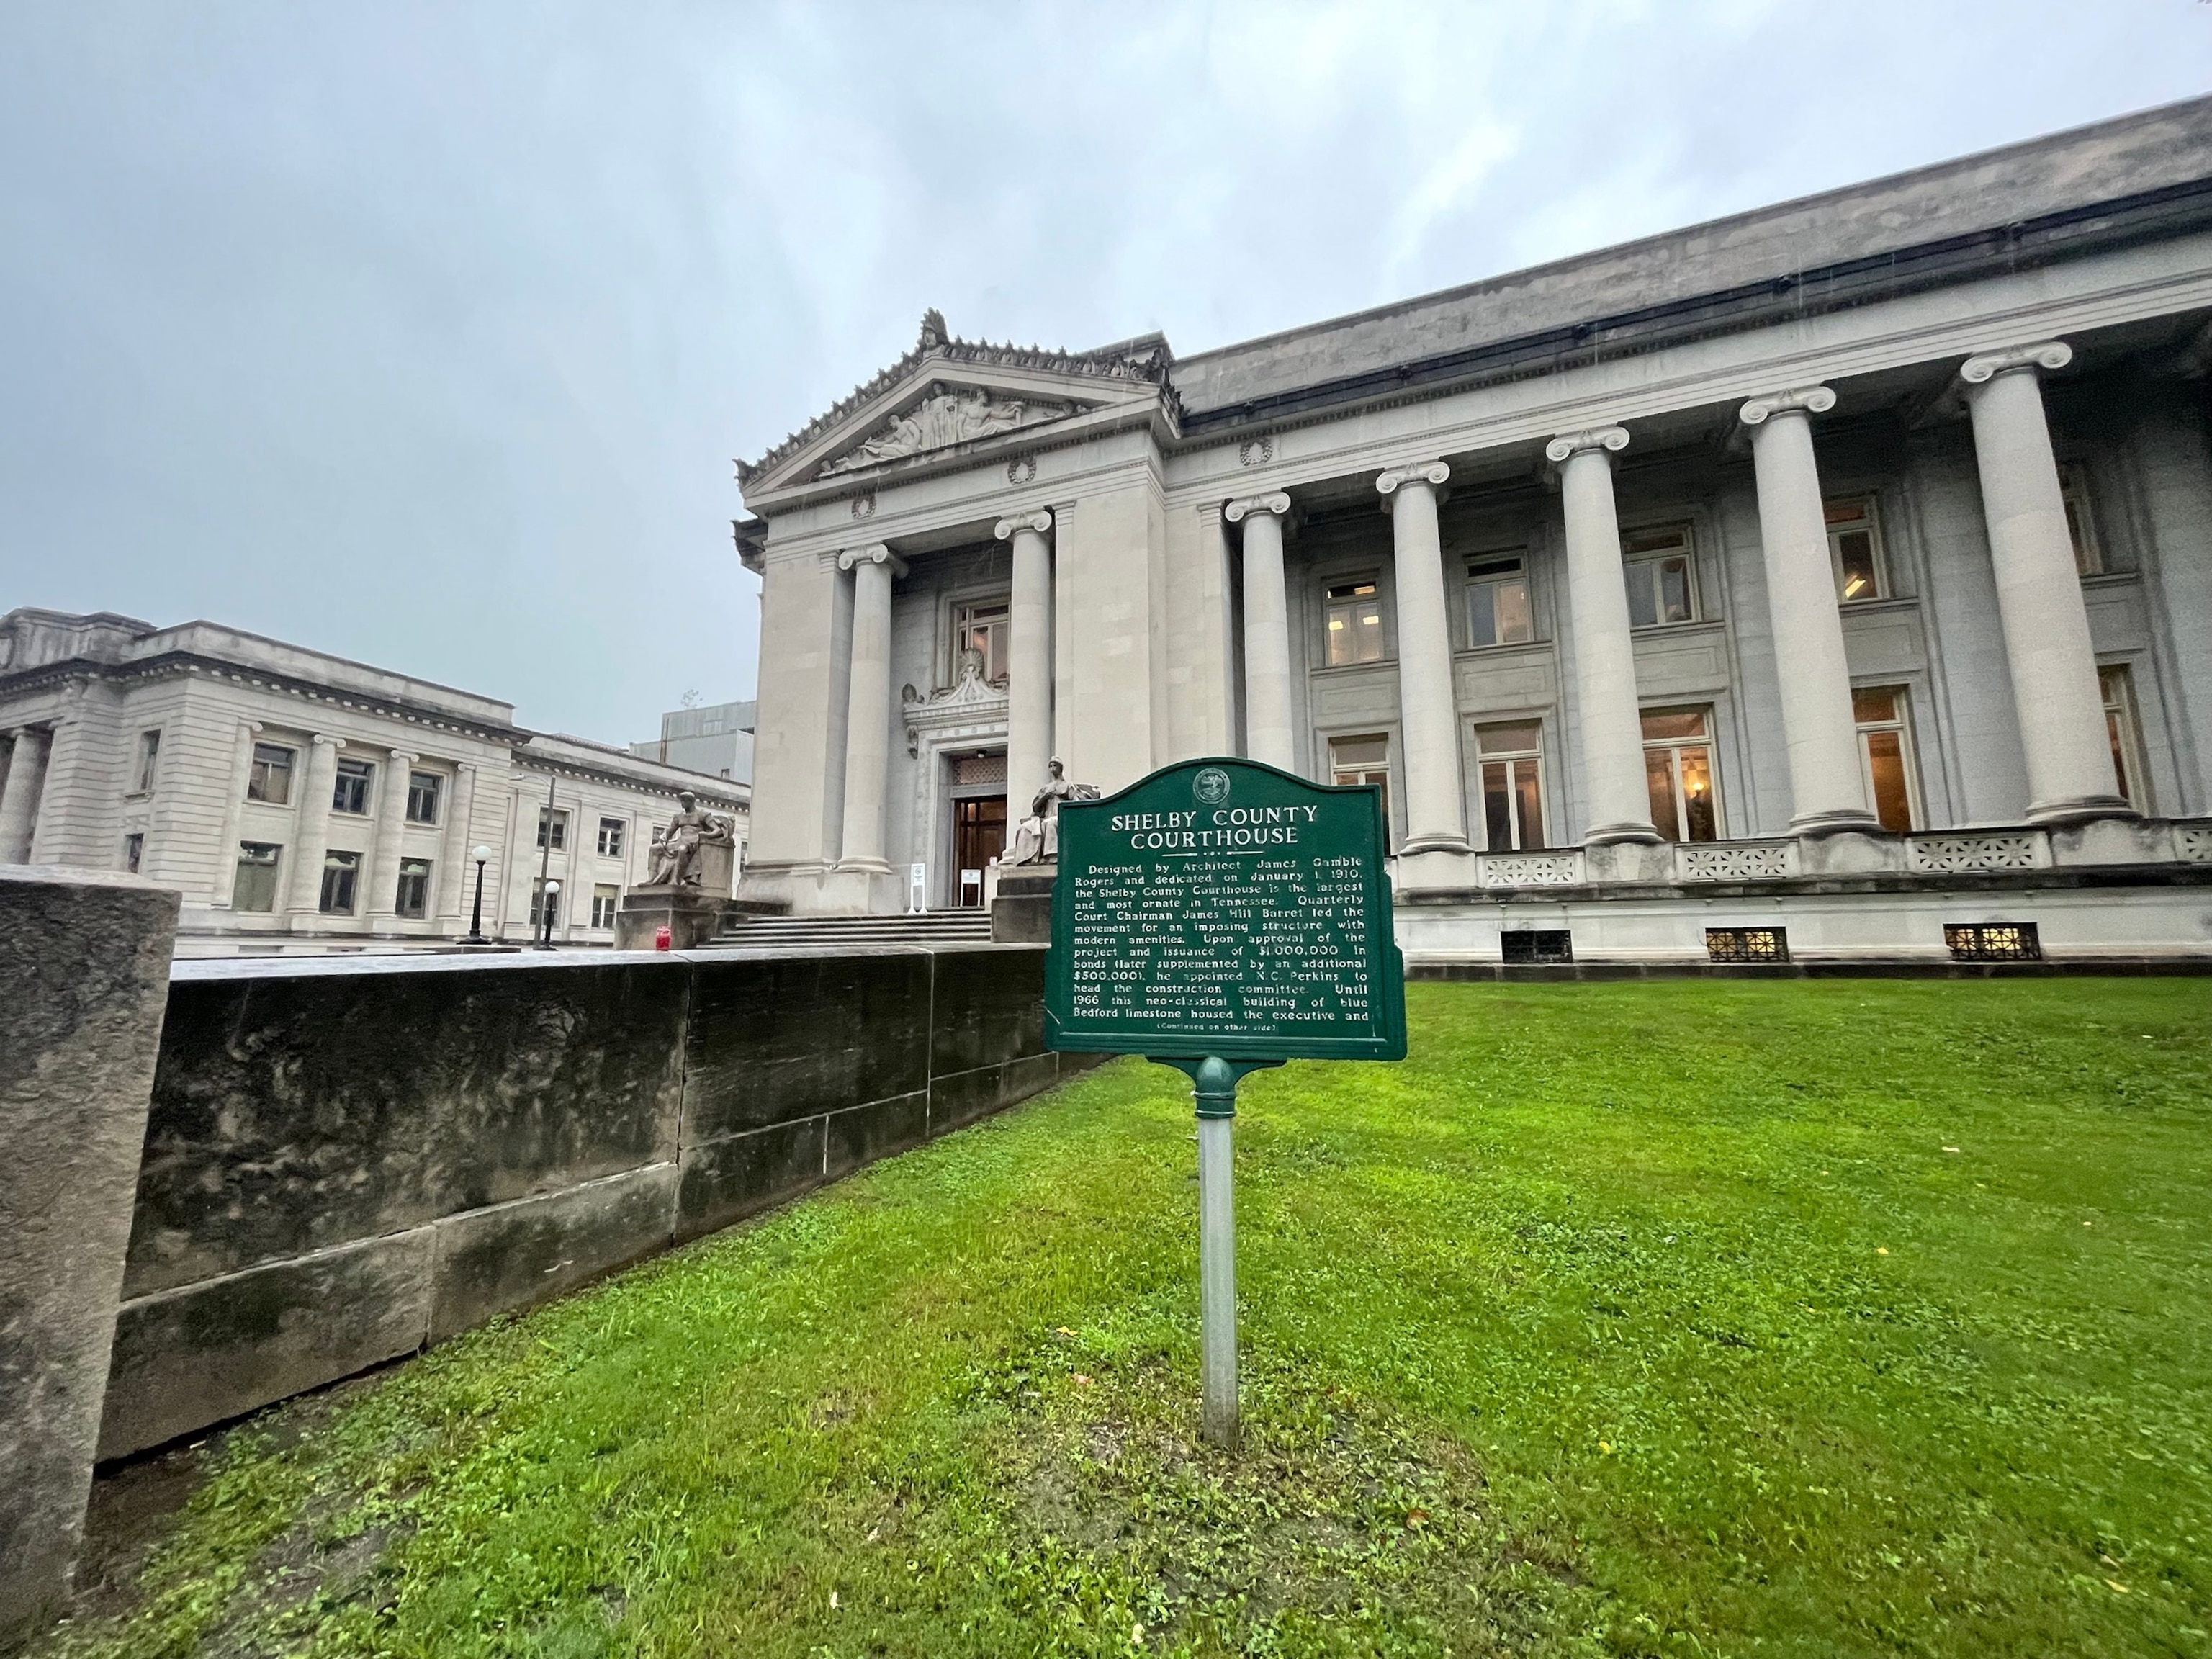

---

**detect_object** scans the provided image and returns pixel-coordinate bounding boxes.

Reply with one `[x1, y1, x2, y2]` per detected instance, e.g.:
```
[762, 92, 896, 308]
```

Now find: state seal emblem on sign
[1193, 766, 1232, 806]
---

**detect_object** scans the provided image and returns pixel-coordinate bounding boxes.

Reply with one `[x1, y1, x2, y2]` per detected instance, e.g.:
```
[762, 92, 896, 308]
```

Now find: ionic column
[1546, 427, 1661, 843]
[996, 511, 1055, 805]
[0, 727, 45, 863]
[365, 749, 418, 920]
[835, 544, 907, 876]
[285, 735, 343, 913]
[1225, 492, 1294, 769]
[1375, 462, 1471, 853]
[436, 763, 479, 920]
[1960, 341, 2133, 822]
[1740, 387, 1881, 835]
[209, 721, 261, 904]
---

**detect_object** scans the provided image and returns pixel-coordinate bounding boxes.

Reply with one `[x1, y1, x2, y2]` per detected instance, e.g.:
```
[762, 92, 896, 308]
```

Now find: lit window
[2101, 664, 2149, 809]
[395, 857, 432, 919]
[1825, 498, 1887, 603]
[405, 771, 442, 825]
[529, 878, 561, 930]
[598, 817, 626, 858]
[318, 850, 361, 914]
[1466, 554, 1534, 648]
[132, 729, 161, 794]
[1851, 686, 1921, 832]
[233, 842, 282, 911]
[1642, 709, 1719, 842]
[1328, 733, 1391, 848]
[1475, 721, 1546, 852]
[1622, 524, 1697, 628]
[953, 598, 1010, 683]
[333, 758, 374, 815]
[2062, 465, 2103, 576]
[1325, 580, 1385, 665]
[537, 808, 569, 850]
[592, 884, 621, 928]
[122, 832, 144, 874]
[247, 743, 295, 805]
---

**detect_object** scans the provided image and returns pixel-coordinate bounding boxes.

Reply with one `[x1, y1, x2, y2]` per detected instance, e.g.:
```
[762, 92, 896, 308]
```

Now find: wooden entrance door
[952, 796, 1006, 907]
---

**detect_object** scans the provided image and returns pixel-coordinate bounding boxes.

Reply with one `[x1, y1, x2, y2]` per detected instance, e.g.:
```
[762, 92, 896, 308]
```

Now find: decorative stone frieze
[1478, 853, 1581, 887]
[1678, 842, 1797, 881]
[1906, 833, 2043, 872]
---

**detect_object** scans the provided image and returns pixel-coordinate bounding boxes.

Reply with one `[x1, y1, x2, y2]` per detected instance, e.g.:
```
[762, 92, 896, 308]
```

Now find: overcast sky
[1, 3, 2205, 745]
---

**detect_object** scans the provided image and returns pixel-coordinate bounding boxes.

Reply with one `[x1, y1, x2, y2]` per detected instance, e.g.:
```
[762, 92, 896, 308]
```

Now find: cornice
[511, 745, 747, 808]
[1960, 339, 2073, 384]
[1739, 385, 1837, 426]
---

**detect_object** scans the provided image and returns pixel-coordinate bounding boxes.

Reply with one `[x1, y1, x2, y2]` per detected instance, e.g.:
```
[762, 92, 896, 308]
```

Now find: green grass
[45, 979, 2212, 1659]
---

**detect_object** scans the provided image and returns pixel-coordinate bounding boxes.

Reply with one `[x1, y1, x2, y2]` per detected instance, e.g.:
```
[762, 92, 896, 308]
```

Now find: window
[395, 857, 431, 919]
[592, 884, 621, 929]
[2062, 465, 2103, 576]
[1852, 686, 1922, 832]
[1946, 922, 2041, 962]
[2101, 664, 2149, 809]
[1465, 554, 1534, 648]
[1328, 734, 1392, 848]
[1642, 709, 1720, 842]
[247, 743, 295, 805]
[1475, 721, 1547, 852]
[537, 808, 569, 850]
[1324, 580, 1385, 665]
[1707, 927, 1787, 963]
[1502, 930, 1573, 964]
[318, 850, 361, 914]
[122, 832, 144, 874]
[598, 817, 626, 858]
[405, 771, 441, 825]
[131, 729, 161, 793]
[953, 598, 1010, 683]
[332, 758, 374, 814]
[1622, 524, 1697, 628]
[529, 878, 561, 930]
[233, 842, 282, 911]
[1825, 498, 1887, 603]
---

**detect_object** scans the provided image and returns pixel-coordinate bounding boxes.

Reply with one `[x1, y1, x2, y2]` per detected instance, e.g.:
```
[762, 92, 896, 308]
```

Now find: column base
[1398, 832, 1473, 857]
[1581, 820, 1664, 846]
[834, 855, 895, 877]
[2024, 793, 2139, 827]
[1790, 808, 1885, 837]
[819, 863, 896, 914]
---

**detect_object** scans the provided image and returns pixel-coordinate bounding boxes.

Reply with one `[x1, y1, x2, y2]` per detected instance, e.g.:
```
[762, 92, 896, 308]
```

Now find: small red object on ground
[654, 925, 672, 952]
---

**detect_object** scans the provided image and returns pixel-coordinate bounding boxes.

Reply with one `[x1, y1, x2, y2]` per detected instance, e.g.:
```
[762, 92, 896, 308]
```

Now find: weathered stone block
[825, 1090, 930, 1179]
[99, 1229, 434, 1462]
[428, 1163, 679, 1343]
[930, 944, 1048, 1076]
[0, 866, 178, 1644]
[676, 1118, 826, 1241]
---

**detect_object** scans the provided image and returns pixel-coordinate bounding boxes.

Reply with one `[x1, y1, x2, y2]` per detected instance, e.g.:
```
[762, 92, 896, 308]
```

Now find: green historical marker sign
[1044, 757, 1406, 1448]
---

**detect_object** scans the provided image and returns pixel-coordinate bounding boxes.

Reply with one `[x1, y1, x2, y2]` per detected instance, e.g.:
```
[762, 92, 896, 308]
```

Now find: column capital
[993, 510, 1053, 541]
[387, 749, 421, 766]
[310, 733, 347, 750]
[1223, 491, 1291, 524]
[1544, 426, 1629, 464]
[1739, 385, 1835, 426]
[1375, 460, 1449, 496]
[837, 543, 909, 577]
[1960, 340, 2071, 385]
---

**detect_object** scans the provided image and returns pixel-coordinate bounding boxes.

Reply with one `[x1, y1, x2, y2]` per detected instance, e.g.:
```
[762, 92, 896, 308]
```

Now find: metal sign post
[1045, 759, 1406, 1451]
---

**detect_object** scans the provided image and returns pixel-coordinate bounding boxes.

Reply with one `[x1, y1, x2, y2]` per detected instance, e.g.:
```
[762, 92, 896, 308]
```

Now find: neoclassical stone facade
[734, 100, 2212, 963]
[0, 611, 748, 955]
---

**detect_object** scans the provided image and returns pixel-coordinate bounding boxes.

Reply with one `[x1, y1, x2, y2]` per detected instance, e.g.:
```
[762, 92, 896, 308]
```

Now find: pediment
[739, 311, 1181, 497]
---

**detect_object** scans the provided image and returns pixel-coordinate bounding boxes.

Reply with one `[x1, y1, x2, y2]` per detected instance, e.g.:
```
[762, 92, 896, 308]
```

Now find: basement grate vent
[1501, 929, 1573, 965]
[1944, 922, 2041, 962]
[1706, 927, 1788, 963]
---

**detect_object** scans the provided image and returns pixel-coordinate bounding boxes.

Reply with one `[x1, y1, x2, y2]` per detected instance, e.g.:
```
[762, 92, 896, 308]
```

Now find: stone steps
[712, 910, 996, 948]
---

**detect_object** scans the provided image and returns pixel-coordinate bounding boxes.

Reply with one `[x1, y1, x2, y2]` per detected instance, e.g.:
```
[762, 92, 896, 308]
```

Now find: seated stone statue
[1002, 757, 1099, 867]
[646, 790, 734, 887]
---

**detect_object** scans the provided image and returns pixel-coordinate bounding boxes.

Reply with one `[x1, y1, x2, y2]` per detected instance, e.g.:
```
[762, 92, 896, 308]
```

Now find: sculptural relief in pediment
[817, 381, 1084, 478]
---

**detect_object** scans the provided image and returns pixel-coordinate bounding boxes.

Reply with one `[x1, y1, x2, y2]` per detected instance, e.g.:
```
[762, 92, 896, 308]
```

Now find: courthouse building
[738, 99, 2212, 963]
[0, 608, 748, 955]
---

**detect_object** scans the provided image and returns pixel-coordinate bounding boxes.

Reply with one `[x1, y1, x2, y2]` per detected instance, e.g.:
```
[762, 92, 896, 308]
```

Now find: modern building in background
[732, 99, 2212, 961]
[0, 609, 749, 956]
[631, 698, 755, 783]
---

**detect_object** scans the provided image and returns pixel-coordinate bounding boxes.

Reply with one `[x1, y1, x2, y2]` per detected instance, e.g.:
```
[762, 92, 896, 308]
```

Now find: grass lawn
[45, 979, 2212, 1659]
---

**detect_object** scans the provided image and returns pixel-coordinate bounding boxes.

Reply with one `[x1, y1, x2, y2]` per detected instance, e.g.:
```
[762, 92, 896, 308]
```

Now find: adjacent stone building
[734, 99, 2212, 963]
[0, 610, 749, 956]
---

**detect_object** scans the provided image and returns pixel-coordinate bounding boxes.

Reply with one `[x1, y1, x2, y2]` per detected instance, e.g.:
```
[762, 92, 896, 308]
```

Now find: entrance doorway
[952, 796, 1006, 907]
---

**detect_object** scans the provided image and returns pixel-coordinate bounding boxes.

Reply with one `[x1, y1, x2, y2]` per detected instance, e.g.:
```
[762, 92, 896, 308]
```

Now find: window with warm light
[1328, 733, 1392, 848]
[1324, 580, 1385, 665]
[1825, 498, 1887, 602]
[2101, 664, 2148, 808]
[1475, 721, 1546, 851]
[1642, 708, 1719, 841]
[1852, 686, 1921, 832]
[1622, 524, 1698, 627]
[1465, 554, 1533, 648]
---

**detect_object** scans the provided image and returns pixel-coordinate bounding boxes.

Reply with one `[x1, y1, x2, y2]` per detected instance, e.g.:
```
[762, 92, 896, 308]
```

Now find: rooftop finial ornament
[919, 308, 950, 351]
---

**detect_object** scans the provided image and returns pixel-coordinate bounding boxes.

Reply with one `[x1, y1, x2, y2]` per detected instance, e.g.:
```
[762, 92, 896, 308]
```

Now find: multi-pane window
[537, 808, 569, 850]
[405, 771, 441, 824]
[233, 842, 282, 912]
[247, 743, 295, 805]
[953, 598, 1010, 683]
[122, 832, 144, 874]
[592, 884, 621, 929]
[1622, 524, 1697, 627]
[1465, 554, 1534, 648]
[2062, 465, 2103, 577]
[1475, 721, 1547, 852]
[132, 729, 161, 793]
[1324, 580, 1385, 665]
[1825, 498, 1887, 602]
[1642, 709, 1720, 842]
[332, 758, 374, 814]
[395, 857, 432, 919]
[318, 850, 361, 914]
[1327, 734, 1391, 848]
[2101, 664, 2148, 808]
[1852, 687, 1921, 832]
[598, 817, 626, 858]
[529, 878, 561, 930]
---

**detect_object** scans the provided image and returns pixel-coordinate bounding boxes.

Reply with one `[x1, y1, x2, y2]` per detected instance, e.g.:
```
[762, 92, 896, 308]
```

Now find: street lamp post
[536, 877, 561, 951]
[464, 843, 493, 945]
